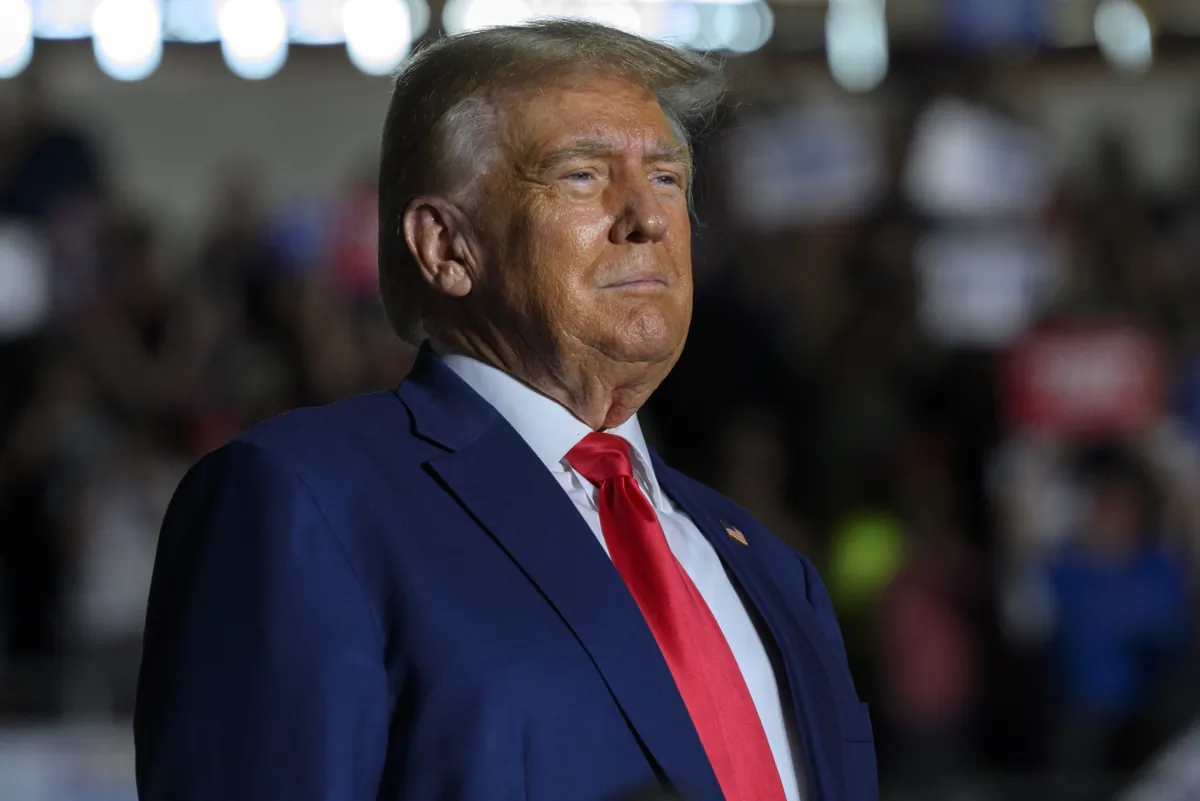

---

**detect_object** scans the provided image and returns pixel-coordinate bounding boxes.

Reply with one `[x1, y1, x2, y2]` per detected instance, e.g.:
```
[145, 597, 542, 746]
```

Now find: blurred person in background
[328, 163, 383, 308]
[0, 356, 92, 678]
[715, 404, 812, 553]
[0, 71, 108, 716]
[1044, 446, 1192, 790]
[77, 219, 220, 441]
[196, 166, 278, 328]
[879, 442, 982, 801]
[0, 68, 106, 322]
[0, 70, 103, 225]
[65, 432, 187, 719]
[134, 20, 875, 801]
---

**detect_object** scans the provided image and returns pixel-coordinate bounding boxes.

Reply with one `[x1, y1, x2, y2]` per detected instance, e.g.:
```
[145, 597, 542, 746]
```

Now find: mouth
[602, 275, 669, 290]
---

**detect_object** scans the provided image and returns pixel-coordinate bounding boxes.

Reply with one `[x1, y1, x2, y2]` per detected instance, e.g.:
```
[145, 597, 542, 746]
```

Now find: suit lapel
[398, 347, 724, 801]
[653, 455, 848, 801]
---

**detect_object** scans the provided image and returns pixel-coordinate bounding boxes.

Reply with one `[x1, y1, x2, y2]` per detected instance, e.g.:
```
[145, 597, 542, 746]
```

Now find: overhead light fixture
[33, 0, 92, 38]
[218, 0, 289, 79]
[0, 0, 34, 77]
[826, 0, 888, 93]
[163, 0, 220, 42]
[92, 0, 163, 80]
[343, 0, 413, 75]
[1094, 0, 1153, 74]
[442, 0, 535, 34]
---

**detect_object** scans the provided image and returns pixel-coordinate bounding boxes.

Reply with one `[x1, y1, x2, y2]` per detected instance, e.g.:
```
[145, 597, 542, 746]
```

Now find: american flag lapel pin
[720, 520, 748, 546]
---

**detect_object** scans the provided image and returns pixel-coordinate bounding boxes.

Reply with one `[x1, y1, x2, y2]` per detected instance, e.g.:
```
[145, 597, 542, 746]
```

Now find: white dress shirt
[442, 353, 804, 801]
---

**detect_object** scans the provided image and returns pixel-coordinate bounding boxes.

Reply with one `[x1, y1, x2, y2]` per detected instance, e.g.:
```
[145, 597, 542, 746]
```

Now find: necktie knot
[566, 432, 634, 485]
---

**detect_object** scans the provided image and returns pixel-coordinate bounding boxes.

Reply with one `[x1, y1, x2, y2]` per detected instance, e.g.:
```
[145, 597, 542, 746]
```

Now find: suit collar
[438, 350, 666, 508]
[398, 342, 667, 508]
[439, 349, 594, 470]
[394, 341, 499, 452]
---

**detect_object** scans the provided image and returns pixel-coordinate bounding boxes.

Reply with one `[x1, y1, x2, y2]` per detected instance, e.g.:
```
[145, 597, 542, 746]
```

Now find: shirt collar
[438, 351, 665, 509]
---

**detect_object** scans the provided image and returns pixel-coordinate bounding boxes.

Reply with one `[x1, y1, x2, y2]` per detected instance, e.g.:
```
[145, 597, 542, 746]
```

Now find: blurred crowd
[0, 77, 414, 719]
[2, 67, 1200, 800]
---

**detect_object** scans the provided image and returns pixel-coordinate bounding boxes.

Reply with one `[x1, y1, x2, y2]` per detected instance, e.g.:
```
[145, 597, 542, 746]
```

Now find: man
[134, 20, 877, 801]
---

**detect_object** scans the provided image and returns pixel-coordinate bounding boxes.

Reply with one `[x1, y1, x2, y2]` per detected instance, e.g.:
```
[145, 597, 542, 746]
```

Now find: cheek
[664, 205, 692, 268]
[530, 208, 612, 283]
[566, 211, 615, 264]
[519, 215, 608, 319]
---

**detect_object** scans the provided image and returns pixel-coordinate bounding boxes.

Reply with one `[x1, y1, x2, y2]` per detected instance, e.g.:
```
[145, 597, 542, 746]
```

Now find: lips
[602, 275, 668, 289]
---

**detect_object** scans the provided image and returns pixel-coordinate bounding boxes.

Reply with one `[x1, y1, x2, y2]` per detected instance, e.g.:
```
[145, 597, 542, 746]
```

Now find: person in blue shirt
[1046, 447, 1192, 781]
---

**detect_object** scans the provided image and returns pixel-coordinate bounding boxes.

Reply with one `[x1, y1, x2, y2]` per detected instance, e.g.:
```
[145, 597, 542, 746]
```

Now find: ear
[401, 196, 477, 299]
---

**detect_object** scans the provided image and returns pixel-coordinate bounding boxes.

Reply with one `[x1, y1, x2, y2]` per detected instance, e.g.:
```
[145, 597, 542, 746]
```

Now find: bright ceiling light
[573, 1, 643, 34]
[291, 0, 347, 44]
[0, 0, 34, 78]
[92, 0, 163, 80]
[343, 0, 412, 75]
[443, 0, 535, 34]
[404, 0, 430, 40]
[690, 0, 773, 52]
[218, 0, 288, 79]
[1094, 0, 1153, 74]
[640, 2, 701, 46]
[33, 0, 92, 38]
[827, 0, 888, 93]
[693, 2, 734, 50]
[716, 0, 773, 53]
[440, 0, 770, 51]
[163, 0, 220, 42]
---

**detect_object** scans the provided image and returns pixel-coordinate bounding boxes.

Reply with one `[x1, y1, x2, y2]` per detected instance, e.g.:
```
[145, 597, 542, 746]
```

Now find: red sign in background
[1005, 324, 1165, 437]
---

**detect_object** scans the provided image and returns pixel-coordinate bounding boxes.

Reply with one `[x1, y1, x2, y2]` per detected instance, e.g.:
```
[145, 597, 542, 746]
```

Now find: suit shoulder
[167, 391, 412, 505]
[229, 390, 420, 468]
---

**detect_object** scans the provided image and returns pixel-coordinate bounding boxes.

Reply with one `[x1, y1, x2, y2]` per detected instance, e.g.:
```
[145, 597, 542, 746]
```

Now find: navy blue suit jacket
[134, 346, 878, 801]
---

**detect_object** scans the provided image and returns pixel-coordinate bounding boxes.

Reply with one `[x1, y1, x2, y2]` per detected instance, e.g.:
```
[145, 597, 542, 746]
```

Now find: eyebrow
[536, 138, 691, 172]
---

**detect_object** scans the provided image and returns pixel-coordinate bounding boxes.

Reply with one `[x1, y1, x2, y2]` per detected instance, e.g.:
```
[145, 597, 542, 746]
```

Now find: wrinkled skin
[403, 74, 694, 430]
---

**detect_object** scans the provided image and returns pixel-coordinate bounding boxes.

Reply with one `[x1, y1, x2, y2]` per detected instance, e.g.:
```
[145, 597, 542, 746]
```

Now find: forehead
[497, 74, 681, 158]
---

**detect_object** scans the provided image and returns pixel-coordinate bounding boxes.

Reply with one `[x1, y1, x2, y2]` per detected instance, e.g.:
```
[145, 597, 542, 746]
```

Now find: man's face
[467, 74, 694, 372]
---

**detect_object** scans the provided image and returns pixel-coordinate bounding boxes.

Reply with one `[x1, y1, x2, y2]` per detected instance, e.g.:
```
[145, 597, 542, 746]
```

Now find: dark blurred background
[2, 1, 1200, 799]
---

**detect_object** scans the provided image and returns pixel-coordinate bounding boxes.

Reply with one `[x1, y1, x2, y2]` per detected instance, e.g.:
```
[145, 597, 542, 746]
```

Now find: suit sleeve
[134, 441, 390, 801]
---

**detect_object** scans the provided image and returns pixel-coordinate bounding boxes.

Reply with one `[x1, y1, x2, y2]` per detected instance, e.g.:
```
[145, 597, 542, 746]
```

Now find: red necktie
[567, 432, 787, 801]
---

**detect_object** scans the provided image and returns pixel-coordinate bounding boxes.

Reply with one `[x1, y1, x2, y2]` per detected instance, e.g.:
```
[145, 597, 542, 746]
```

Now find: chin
[609, 338, 679, 365]
[605, 305, 688, 365]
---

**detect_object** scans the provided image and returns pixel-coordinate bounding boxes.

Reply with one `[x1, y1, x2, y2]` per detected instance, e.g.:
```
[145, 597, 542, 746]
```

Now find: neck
[431, 332, 662, 430]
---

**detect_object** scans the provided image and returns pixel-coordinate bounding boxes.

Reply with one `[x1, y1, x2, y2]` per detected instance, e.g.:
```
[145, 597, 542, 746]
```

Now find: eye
[652, 173, 684, 188]
[564, 170, 597, 182]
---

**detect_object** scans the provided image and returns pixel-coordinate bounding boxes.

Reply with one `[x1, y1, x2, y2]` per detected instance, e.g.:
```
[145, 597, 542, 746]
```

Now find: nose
[609, 178, 668, 245]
